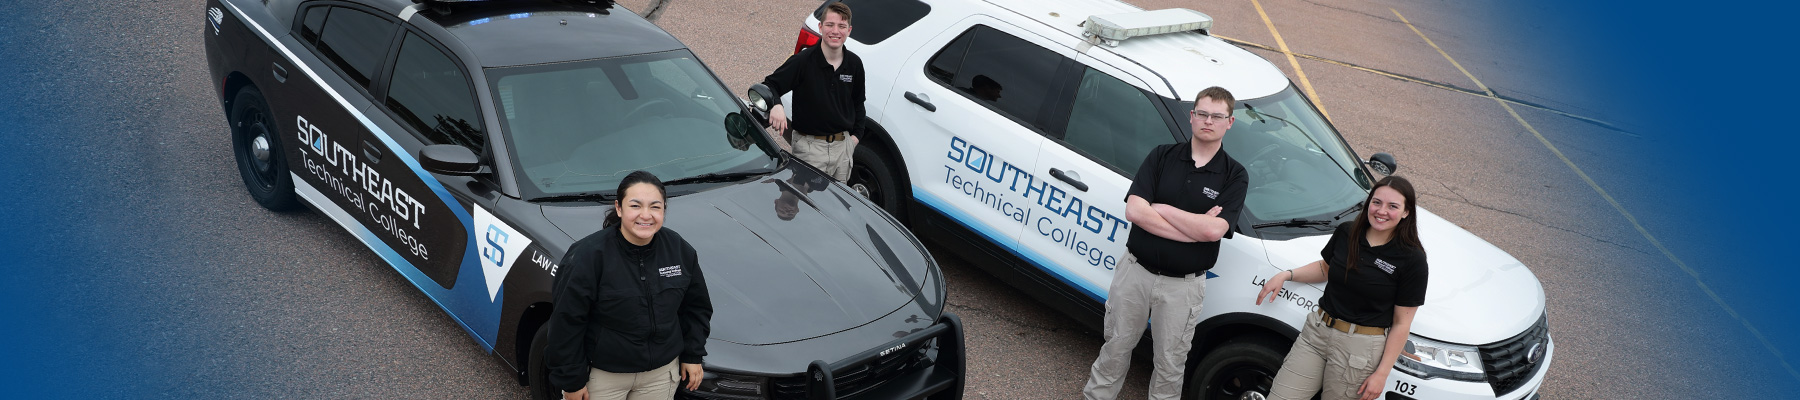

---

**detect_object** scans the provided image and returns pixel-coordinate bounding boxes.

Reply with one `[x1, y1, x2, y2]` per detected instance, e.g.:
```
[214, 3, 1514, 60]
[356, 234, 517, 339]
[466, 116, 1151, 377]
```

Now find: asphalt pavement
[4, 0, 1791, 398]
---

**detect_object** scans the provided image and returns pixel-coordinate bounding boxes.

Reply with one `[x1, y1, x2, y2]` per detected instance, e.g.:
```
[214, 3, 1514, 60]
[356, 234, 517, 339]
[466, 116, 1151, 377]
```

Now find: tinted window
[386, 33, 483, 152]
[299, 6, 327, 44]
[315, 7, 395, 88]
[928, 26, 1064, 129]
[925, 28, 972, 83]
[1062, 68, 1171, 176]
[812, 0, 931, 45]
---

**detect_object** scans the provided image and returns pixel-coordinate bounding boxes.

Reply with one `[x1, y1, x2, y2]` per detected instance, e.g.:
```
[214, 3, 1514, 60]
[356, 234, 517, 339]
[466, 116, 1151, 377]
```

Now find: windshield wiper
[1252, 218, 1336, 229]
[1335, 201, 1363, 221]
[1243, 102, 1358, 181]
[532, 192, 617, 203]
[663, 169, 775, 186]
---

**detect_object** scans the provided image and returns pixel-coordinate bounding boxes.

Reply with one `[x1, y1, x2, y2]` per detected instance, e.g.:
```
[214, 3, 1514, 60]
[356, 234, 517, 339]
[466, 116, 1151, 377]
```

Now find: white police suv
[756, 0, 1554, 399]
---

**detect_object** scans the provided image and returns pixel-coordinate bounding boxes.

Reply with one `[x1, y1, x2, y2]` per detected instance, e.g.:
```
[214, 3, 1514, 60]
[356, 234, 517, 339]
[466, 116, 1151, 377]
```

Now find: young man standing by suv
[760, 2, 864, 182]
[1084, 87, 1249, 400]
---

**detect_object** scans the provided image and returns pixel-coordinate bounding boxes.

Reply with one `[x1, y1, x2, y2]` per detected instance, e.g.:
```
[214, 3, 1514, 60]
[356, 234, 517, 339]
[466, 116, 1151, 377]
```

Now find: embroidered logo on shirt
[1202, 187, 1219, 199]
[1374, 258, 1397, 274]
[839, 74, 854, 83]
[658, 265, 683, 278]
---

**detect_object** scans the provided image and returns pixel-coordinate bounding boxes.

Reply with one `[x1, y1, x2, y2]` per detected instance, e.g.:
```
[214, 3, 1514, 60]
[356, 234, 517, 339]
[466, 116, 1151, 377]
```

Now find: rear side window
[314, 7, 396, 89]
[926, 25, 1066, 130]
[386, 32, 484, 152]
[812, 0, 930, 44]
[299, 6, 327, 44]
[1062, 68, 1172, 176]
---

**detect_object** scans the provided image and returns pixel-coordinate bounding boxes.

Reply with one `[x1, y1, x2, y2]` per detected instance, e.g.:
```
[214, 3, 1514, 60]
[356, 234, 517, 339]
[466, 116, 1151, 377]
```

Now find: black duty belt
[801, 131, 849, 143]
[1139, 262, 1198, 279]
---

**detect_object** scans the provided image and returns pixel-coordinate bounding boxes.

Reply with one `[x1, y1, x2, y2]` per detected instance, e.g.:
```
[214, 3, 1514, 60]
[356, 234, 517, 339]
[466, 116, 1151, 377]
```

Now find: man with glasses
[1084, 86, 1249, 400]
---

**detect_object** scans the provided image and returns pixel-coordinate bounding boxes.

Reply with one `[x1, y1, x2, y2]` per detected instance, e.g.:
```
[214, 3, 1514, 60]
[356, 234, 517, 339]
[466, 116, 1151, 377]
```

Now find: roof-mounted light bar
[1082, 8, 1213, 47]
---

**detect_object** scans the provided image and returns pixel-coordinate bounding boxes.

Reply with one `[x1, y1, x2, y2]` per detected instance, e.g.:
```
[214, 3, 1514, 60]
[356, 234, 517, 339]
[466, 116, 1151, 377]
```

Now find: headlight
[1395, 334, 1485, 381]
[682, 371, 768, 400]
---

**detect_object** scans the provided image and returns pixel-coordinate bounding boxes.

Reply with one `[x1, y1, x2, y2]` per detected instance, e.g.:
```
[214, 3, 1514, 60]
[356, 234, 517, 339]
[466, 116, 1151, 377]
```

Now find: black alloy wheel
[230, 86, 300, 211]
[848, 144, 905, 221]
[1187, 337, 1294, 400]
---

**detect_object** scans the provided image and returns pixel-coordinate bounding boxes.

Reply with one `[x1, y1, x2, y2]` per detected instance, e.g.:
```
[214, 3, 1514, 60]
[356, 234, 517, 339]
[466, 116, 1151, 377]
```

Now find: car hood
[1261, 208, 1544, 345]
[541, 168, 937, 345]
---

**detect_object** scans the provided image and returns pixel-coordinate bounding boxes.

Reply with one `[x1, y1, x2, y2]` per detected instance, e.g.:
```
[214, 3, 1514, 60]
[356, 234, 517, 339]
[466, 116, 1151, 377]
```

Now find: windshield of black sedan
[488, 51, 775, 198]
[1201, 85, 1373, 223]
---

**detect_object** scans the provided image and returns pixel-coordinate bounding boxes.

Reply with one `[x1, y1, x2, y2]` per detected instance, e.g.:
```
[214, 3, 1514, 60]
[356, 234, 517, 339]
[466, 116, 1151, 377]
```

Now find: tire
[1186, 336, 1295, 400]
[230, 86, 300, 211]
[848, 143, 906, 221]
[527, 324, 562, 400]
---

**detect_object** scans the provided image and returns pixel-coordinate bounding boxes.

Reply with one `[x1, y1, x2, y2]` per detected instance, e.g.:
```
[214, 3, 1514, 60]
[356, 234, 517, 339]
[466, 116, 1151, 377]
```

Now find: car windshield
[1198, 85, 1374, 224]
[486, 50, 777, 199]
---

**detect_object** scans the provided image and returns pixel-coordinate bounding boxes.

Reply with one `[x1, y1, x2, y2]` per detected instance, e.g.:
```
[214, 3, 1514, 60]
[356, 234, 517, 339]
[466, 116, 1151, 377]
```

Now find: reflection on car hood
[1262, 208, 1544, 345]
[541, 168, 930, 345]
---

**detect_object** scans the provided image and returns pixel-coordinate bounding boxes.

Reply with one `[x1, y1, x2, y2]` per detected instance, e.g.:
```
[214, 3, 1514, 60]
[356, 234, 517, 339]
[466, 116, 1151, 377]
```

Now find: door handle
[1048, 168, 1088, 192]
[271, 63, 288, 83]
[905, 91, 936, 112]
[362, 141, 383, 163]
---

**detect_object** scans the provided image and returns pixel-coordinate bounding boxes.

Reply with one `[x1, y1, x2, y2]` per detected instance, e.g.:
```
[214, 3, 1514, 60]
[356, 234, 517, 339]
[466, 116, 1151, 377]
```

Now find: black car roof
[376, 0, 689, 68]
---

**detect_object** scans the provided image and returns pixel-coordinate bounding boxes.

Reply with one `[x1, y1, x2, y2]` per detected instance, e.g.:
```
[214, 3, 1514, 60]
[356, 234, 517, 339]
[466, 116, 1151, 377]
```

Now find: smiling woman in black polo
[1256, 176, 1429, 400]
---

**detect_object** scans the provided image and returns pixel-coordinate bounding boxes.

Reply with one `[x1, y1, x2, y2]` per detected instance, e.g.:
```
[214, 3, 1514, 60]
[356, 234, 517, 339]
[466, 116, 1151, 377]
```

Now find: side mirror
[1366, 152, 1397, 175]
[724, 112, 757, 151]
[420, 144, 483, 176]
[746, 83, 775, 126]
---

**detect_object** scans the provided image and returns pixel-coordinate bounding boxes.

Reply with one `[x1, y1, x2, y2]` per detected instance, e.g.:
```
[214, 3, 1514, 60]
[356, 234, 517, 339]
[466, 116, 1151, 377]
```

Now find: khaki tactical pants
[1083, 252, 1207, 400]
[789, 132, 854, 182]
[582, 359, 679, 400]
[1267, 313, 1388, 400]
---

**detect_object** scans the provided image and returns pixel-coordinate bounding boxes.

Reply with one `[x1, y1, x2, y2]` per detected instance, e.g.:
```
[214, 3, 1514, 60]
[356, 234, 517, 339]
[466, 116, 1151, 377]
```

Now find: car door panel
[883, 17, 1076, 252]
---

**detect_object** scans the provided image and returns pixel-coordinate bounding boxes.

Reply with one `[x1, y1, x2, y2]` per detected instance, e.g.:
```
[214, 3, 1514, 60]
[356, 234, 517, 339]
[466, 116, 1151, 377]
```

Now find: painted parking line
[1249, 0, 1330, 120]
[1389, 7, 1800, 383]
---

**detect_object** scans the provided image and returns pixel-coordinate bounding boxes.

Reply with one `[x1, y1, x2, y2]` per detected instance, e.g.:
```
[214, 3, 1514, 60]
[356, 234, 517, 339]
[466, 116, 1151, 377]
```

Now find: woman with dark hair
[1255, 176, 1428, 400]
[545, 171, 712, 400]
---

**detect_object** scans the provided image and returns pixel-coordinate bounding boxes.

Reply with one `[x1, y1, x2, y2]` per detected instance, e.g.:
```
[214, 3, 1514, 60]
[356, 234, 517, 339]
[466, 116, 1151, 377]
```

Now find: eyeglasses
[1190, 110, 1231, 123]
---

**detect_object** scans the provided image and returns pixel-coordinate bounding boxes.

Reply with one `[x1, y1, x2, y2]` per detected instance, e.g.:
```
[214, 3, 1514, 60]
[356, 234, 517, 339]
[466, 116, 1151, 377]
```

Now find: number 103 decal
[1393, 380, 1418, 396]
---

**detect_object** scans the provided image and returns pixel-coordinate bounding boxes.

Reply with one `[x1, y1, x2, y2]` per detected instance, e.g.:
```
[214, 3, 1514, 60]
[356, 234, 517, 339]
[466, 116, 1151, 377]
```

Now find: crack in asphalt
[1295, 0, 1404, 24]
[1422, 181, 1651, 256]
[1216, 38, 1635, 137]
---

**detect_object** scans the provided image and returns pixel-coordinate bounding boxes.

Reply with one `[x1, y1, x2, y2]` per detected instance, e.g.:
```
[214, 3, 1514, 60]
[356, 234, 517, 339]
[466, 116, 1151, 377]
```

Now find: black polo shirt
[1318, 223, 1429, 327]
[1124, 143, 1248, 275]
[760, 46, 866, 137]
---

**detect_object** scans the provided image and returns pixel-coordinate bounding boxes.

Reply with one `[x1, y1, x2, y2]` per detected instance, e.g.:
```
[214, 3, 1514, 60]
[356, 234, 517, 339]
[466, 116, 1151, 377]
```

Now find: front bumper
[680, 313, 966, 400]
[800, 313, 965, 400]
[1386, 335, 1554, 400]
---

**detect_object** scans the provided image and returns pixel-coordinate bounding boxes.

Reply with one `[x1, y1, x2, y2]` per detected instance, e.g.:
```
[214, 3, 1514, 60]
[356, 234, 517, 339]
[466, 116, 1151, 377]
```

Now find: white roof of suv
[978, 0, 1292, 100]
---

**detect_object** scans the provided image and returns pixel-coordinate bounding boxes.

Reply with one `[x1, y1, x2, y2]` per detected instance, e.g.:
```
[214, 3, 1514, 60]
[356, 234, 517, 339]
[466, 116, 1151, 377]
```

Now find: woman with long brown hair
[1255, 176, 1428, 400]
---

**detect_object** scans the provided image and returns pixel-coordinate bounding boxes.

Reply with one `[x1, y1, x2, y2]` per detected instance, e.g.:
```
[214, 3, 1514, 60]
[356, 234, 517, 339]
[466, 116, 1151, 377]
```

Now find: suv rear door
[881, 17, 1075, 251]
[1021, 59, 1176, 303]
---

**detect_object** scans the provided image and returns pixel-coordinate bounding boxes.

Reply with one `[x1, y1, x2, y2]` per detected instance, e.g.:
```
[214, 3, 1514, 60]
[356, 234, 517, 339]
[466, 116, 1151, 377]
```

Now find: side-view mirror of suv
[1367, 152, 1398, 175]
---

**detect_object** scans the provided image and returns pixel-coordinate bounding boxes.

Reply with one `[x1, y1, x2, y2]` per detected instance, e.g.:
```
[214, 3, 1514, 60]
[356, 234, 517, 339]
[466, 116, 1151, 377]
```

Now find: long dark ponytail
[1346, 175, 1423, 270]
[603, 170, 667, 229]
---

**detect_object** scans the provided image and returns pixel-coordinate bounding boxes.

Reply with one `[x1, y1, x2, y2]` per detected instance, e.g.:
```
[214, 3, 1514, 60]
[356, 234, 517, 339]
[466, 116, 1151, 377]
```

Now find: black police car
[203, 0, 964, 398]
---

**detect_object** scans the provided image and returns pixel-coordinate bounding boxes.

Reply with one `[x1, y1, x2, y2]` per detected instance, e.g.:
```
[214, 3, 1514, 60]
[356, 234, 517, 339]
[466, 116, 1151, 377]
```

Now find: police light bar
[1082, 8, 1213, 47]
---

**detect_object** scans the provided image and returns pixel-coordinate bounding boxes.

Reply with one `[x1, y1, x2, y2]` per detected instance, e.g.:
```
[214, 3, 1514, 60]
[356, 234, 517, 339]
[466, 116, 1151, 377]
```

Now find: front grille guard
[803, 313, 965, 400]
